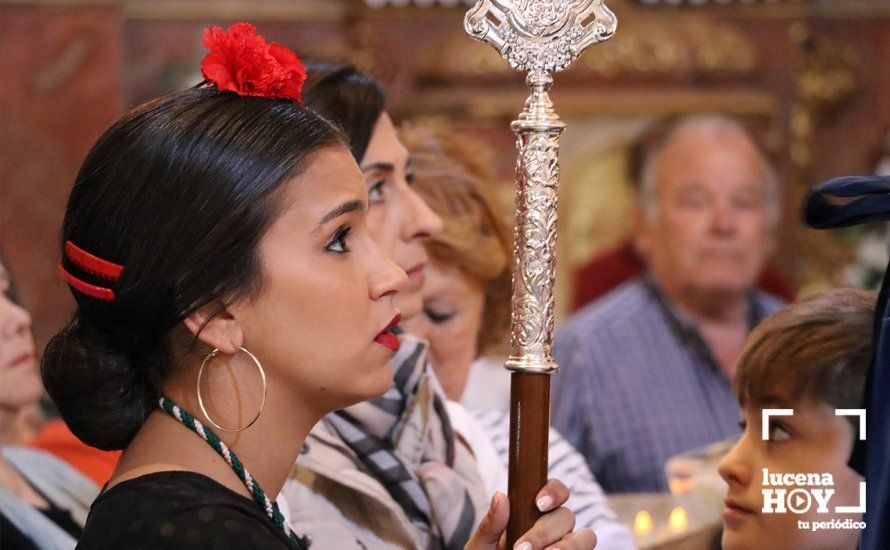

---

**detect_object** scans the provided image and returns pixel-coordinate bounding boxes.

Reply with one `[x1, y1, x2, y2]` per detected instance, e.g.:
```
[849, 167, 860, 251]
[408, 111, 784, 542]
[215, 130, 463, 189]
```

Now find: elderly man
[552, 115, 784, 493]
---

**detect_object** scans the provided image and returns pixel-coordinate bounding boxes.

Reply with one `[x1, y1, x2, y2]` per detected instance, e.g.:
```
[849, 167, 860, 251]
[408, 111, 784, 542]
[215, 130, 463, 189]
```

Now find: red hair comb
[58, 264, 116, 301]
[60, 241, 123, 301]
[64, 241, 123, 281]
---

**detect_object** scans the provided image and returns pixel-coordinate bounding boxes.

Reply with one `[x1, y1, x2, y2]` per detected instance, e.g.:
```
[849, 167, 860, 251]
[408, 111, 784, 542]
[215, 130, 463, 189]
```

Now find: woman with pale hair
[0, 253, 99, 549]
[401, 122, 637, 549]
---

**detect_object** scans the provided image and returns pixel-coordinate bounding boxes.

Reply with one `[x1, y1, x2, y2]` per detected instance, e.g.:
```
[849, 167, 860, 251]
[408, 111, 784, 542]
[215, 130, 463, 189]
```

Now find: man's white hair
[638, 114, 781, 229]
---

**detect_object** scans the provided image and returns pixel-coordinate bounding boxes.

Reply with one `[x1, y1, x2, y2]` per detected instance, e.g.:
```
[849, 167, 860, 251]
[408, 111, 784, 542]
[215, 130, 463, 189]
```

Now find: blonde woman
[402, 123, 636, 549]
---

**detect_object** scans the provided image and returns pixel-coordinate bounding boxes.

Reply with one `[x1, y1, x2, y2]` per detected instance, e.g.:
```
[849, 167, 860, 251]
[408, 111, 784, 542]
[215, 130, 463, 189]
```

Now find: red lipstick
[374, 313, 401, 352]
[9, 352, 36, 369]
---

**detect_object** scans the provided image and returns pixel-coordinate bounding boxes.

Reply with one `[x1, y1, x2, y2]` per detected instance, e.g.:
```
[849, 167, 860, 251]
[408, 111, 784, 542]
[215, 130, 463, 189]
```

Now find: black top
[42, 501, 82, 539]
[1, 483, 83, 549]
[76, 471, 304, 550]
[1, 501, 82, 550]
[1, 514, 40, 550]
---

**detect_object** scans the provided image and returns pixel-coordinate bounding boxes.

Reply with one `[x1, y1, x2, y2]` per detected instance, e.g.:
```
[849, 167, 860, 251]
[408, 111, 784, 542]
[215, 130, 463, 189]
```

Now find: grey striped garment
[552, 275, 783, 494]
[470, 408, 637, 549]
[326, 328, 478, 549]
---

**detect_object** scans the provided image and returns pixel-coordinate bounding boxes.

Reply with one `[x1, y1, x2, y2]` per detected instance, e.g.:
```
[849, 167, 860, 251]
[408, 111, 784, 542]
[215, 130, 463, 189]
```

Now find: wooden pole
[506, 373, 551, 543]
[464, 2, 617, 545]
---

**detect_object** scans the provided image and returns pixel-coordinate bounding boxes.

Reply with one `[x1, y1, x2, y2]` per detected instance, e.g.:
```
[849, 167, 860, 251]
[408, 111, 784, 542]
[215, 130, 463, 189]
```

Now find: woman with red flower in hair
[41, 24, 595, 550]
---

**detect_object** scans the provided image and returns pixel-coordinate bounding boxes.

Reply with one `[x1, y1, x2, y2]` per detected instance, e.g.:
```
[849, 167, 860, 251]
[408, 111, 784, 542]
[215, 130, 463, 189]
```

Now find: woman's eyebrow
[360, 161, 394, 173]
[313, 199, 365, 233]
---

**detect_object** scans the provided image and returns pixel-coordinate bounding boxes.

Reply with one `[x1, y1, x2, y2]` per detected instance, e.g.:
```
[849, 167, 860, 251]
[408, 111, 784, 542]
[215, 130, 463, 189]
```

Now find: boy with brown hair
[719, 288, 875, 550]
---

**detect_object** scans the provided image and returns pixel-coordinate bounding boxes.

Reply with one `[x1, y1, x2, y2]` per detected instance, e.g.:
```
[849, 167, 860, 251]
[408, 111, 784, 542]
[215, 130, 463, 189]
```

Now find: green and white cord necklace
[157, 396, 301, 545]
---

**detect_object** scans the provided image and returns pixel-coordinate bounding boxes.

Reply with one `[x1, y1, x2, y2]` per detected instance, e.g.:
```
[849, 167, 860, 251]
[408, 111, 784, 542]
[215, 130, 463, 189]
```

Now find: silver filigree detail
[512, 0, 571, 37]
[503, 71, 565, 375]
[465, 0, 617, 74]
[505, 131, 561, 372]
[465, 0, 615, 374]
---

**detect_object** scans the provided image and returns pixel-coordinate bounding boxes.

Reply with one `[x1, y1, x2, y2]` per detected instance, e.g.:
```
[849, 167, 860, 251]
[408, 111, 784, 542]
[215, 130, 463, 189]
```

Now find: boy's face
[718, 390, 863, 550]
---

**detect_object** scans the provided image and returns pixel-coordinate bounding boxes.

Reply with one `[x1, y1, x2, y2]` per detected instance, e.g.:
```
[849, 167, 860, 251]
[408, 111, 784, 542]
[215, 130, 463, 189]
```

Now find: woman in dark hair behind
[283, 64, 597, 550]
[301, 64, 385, 164]
[283, 65, 484, 549]
[0, 253, 100, 549]
[42, 25, 589, 550]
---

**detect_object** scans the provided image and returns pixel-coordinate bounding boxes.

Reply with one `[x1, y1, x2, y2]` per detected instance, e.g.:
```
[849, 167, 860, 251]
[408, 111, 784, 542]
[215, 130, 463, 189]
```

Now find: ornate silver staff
[464, 1, 616, 544]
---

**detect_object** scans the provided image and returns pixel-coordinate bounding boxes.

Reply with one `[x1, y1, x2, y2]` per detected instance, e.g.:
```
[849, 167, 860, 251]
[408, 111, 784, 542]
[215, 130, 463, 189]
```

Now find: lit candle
[668, 506, 688, 533]
[634, 510, 653, 536]
[669, 477, 693, 494]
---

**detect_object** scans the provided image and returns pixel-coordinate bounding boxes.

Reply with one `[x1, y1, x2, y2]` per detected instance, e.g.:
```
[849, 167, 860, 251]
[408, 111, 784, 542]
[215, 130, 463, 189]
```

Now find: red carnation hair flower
[200, 22, 306, 102]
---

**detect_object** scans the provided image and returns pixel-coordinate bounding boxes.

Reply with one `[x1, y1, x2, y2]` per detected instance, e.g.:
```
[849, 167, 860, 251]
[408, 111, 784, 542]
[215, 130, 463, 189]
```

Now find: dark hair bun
[41, 318, 157, 451]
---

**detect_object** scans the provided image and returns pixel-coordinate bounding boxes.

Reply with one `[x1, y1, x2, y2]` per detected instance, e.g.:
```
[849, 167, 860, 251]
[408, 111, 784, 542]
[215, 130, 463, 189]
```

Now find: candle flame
[634, 510, 653, 535]
[669, 506, 688, 533]
[669, 477, 693, 494]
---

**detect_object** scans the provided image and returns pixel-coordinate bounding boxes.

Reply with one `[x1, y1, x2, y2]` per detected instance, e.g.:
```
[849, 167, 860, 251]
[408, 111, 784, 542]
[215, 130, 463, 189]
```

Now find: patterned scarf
[325, 329, 484, 549]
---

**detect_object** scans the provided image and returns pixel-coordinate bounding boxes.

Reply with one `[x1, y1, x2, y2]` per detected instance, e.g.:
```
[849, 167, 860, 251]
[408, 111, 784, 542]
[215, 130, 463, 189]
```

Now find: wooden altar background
[2, 0, 889, 349]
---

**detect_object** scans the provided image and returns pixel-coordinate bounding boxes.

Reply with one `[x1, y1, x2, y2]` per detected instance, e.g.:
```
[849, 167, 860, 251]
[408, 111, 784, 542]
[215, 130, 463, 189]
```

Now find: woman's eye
[768, 421, 792, 443]
[734, 195, 761, 210]
[405, 172, 417, 185]
[368, 181, 386, 203]
[679, 194, 707, 209]
[325, 227, 351, 254]
[424, 309, 455, 324]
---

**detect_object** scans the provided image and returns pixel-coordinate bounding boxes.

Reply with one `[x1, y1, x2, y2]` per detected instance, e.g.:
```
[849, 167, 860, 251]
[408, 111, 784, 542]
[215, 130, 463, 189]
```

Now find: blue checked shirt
[552, 274, 783, 493]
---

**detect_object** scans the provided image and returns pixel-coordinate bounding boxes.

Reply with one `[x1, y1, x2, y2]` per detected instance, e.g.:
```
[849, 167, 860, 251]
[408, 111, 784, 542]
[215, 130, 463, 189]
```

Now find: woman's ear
[183, 301, 244, 355]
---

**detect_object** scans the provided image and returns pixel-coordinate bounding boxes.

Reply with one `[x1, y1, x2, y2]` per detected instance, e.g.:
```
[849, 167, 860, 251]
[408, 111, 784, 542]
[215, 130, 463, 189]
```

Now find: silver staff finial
[464, 1, 616, 374]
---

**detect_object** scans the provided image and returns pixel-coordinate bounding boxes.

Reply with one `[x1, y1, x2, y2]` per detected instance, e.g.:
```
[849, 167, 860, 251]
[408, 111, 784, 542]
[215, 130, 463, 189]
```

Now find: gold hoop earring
[196, 346, 267, 433]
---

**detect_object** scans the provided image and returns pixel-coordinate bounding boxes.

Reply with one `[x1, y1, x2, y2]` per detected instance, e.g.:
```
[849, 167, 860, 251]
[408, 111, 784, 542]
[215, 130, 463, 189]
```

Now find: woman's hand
[465, 479, 597, 550]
